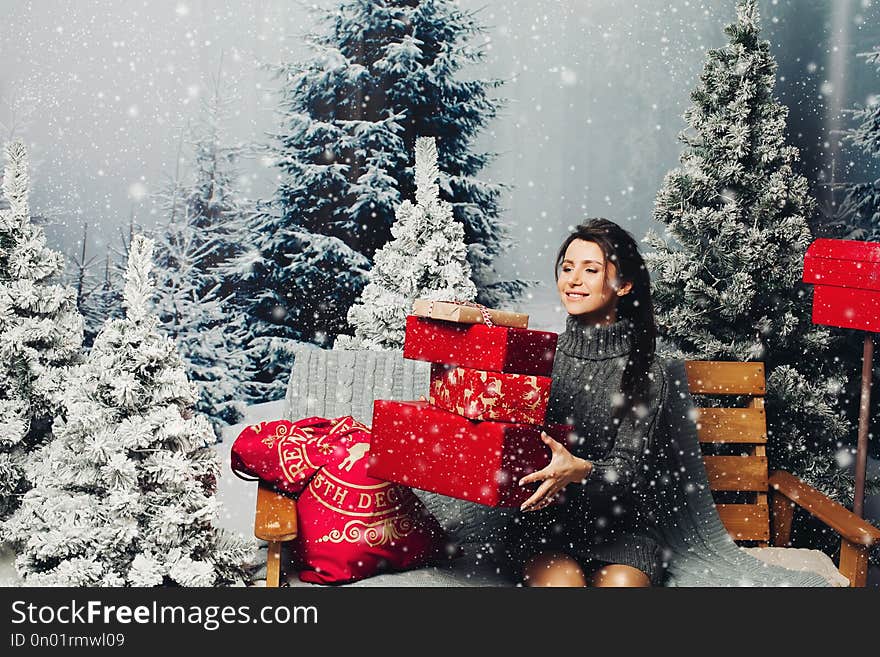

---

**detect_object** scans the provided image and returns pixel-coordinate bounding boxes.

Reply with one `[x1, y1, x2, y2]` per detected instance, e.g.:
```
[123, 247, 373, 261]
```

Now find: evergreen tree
[645, 2, 877, 532]
[839, 47, 880, 242]
[151, 212, 249, 436]
[4, 236, 253, 586]
[176, 59, 252, 302]
[151, 65, 257, 427]
[229, 0, 524, 392]
[79, 249, 125, 347]
[65, 224, 124, 347]
[0, 141, 84, 524]
[335, 137, 477, 350]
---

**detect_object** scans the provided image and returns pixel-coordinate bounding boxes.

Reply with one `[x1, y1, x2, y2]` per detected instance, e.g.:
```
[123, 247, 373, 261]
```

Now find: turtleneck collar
[557, 315, 633, 360]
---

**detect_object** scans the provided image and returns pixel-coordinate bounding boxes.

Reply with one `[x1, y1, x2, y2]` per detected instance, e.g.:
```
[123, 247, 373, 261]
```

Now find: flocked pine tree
[3, 236, 253, 586]
[335, 137, 477, 350]
[645, 1, 877, 535]
[79, 250, 124, 347]
[151, 211, 249, 436]
[150, 80, 255, 431]
[839, 46, 880, 242]
[228, 0, 526, 396]
[0, 141, 84, 524]
[175, 59, 253, 303]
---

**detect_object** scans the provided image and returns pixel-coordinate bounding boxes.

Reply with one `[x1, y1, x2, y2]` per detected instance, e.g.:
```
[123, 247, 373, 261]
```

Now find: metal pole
[853, 332, 874, 518]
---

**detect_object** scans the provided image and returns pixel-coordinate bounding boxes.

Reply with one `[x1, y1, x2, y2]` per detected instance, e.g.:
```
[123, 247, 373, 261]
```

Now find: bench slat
[255, 483, 298, 542]
[716, 503, 770, 541]
[703, 455, 768, 491]
[685, 361, 766, 395]
[695, 407, 767, 443]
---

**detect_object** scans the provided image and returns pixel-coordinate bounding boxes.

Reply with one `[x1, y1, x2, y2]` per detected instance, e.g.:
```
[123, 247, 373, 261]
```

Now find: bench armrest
[254, 481, 298, 542]
[768, 470, 880, 546]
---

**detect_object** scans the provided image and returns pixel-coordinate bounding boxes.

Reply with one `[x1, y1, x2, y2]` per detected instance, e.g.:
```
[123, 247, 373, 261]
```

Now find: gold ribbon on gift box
[411, 299, 529, 329]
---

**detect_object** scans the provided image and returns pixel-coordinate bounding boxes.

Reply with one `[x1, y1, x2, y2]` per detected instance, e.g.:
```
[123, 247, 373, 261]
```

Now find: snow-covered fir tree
[335, 137, 477, 350]
[65, 224, 124, 347]
[645, 1, 875, 531]
[79, 250, 124, 347]
[151, 67, 256, 431]
[839, 46, 880, 242]
[174, 60, 252, 304]
[0, 141, 84, 524]
[4, 236, 253, 586]
[151, 213, 249, 436]
[228, 0, 526, 395]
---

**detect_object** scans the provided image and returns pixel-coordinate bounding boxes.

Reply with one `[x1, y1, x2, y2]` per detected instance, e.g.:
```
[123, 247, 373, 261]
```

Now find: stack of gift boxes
[367, 300, 573, 508]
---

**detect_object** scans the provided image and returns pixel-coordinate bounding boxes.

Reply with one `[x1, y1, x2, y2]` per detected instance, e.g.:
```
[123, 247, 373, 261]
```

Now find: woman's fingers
[518, 467, 550, 487]
[520, 479, 555, 511]
[541, 431, 563, 452]
[418, 395, 427, 402]
[521, 480, 563, 512]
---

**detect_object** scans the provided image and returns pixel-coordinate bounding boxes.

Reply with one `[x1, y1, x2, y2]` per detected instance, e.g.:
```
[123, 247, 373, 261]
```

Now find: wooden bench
[254, 359, 880, 587]
[685, 360, 879, 587]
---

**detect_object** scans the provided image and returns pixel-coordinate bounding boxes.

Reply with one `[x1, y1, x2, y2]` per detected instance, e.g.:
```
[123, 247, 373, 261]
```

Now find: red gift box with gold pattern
[367, 400, 574, 507]
[402, 315, 557, 377]
[429, 363, 552, 425]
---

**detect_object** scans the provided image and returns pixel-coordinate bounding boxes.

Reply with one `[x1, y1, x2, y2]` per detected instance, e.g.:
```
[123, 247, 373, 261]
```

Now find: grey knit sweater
[495, 314, 670, 582]
[547, 314, 667, 512]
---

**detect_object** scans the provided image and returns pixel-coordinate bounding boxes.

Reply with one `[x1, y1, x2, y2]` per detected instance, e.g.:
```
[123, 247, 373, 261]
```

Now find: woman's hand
[519, 432, 591, 512]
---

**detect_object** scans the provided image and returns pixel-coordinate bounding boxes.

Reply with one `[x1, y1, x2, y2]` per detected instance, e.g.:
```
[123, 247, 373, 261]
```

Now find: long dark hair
[554, 218, 657, 422]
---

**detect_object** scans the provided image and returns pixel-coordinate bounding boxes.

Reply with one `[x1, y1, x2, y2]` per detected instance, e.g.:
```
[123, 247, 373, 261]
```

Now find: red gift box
[403, 315, 557, 377]
[367, 400, 574, 507]
[429, 363, 552, 425]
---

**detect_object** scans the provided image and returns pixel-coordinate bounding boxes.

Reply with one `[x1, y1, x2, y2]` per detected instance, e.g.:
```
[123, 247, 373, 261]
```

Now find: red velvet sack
[230, 417, 332, 494]
[231, 416, 447, 585]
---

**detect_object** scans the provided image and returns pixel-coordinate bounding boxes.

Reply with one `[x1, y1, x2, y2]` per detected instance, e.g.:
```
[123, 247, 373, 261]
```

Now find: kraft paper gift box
[429, 363, 552, 425]
[367, 400, 574, 508]
[402, 315, 558, 377]
[411, 298, 530, 329]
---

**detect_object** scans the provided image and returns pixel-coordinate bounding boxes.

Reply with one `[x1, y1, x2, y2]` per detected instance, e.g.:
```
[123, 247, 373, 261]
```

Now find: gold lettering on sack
[310, 475, 409, 518]
[332, 485, 349, 505]
[315, 515, 417, 546]
[277, 425, 322, 483]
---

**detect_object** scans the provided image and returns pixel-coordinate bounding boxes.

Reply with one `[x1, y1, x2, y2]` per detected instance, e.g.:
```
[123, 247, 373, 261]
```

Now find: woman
[506, 218, 669, 587]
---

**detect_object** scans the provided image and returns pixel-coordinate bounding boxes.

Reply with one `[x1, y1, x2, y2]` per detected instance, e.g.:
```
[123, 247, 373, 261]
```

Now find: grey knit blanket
[284, 346, 830, 587]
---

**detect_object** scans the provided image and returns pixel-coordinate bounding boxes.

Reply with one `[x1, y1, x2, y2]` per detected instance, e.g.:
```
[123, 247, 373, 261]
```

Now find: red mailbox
[802, 238, 880, 332]
[802, 237, 879, 519]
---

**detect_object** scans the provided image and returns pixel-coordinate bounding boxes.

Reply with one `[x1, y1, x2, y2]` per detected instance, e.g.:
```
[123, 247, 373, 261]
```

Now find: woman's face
[557, 238, 632, 325]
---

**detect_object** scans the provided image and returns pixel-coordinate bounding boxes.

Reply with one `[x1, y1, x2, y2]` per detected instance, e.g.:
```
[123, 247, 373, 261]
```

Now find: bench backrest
[683, 360, 770, 545]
